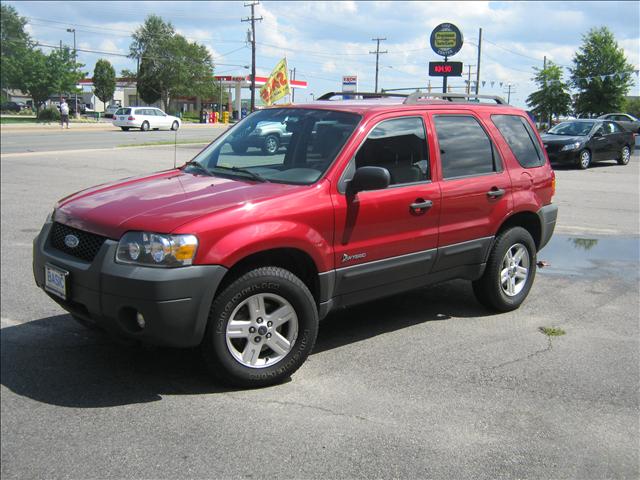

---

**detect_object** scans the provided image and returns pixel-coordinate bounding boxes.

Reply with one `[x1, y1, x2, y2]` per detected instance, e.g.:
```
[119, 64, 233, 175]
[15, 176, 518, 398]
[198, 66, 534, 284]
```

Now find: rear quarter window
[492, 114, 545, 168]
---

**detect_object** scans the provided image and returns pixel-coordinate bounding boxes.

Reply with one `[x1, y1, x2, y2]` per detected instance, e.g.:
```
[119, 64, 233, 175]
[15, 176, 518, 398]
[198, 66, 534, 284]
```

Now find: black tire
[120, 127, 130, 131]
[472, 227, 537, 312]
[617, 145, 631, 165]
[201, 267, 319, 388]
[71, 315, 101, 331]
[261, 134, 280, 155]
[140, 121, 150, 132]
[231, 143, 248, 154]
[577, 149, 591, 169]
[171, 120, 179, 131]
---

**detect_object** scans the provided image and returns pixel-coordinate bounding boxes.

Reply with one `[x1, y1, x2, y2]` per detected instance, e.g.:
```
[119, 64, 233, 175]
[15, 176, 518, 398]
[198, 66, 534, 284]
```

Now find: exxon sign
[342, 76, 358, 98]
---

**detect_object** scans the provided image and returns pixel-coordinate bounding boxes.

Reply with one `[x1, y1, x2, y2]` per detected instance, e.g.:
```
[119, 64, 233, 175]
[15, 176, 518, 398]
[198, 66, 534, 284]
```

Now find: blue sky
[5, 0, 640, 108]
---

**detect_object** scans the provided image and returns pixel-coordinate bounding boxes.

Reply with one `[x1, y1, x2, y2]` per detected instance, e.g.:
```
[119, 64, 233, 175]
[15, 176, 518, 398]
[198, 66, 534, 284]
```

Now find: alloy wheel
[225, 293, 298, 368]
[500, 243, 530, 297]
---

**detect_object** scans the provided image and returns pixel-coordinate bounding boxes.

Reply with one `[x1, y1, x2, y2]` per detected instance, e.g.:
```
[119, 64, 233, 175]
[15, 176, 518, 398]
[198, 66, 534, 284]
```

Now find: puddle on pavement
[537, 235, 639, 279]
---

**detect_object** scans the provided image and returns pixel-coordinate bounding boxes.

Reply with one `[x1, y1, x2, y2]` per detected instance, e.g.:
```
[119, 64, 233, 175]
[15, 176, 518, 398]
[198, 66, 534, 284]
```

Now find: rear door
[428, 111, 512, 272]
[331, 113, 441, 296]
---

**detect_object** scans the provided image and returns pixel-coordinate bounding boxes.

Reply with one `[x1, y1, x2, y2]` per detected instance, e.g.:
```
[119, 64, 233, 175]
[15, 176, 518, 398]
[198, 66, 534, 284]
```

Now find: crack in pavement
[489, 335, 553, 370]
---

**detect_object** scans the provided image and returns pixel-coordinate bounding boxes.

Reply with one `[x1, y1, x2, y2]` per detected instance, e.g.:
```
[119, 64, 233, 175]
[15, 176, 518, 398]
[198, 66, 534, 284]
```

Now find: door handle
[410, 199, 433, 211]
[487, 188, 505, 199]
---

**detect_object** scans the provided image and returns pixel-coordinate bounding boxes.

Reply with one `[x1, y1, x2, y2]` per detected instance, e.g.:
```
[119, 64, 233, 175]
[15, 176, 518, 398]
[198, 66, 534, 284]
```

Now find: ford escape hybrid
[33, 92, 558, 387]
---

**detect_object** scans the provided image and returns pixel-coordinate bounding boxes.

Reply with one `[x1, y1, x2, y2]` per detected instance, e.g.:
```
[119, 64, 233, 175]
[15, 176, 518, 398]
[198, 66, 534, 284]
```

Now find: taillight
[551, 172, 556, 197]
[128, 116, 135, 120]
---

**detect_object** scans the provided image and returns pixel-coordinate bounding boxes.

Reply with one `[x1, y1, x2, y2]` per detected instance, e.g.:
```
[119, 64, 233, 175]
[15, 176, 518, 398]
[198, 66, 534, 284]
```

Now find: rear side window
[434, 115, 496, 179]
[492, 114, 544, 168]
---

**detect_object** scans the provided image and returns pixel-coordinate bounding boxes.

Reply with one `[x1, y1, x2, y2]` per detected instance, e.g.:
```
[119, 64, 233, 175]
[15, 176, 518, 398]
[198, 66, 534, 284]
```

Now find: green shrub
[38, 106, 61, 122]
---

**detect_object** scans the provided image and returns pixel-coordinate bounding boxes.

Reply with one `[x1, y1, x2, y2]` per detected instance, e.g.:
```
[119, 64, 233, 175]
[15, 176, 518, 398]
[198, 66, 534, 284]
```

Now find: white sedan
[112, 107, 181, 131]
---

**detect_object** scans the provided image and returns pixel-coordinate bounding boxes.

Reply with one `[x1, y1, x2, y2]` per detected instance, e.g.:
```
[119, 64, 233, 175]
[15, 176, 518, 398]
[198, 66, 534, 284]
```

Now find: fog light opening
[136, 312, 146, 329]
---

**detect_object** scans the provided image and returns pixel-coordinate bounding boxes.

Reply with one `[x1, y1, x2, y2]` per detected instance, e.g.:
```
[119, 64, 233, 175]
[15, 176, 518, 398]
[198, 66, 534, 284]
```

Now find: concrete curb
[1, 122, 231, 132]
[1, 141, 210, 159]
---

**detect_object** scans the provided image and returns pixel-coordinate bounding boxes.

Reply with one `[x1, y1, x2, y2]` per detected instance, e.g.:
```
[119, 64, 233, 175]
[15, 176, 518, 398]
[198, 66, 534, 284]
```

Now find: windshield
[547, 121, 595, 136]
[186, 108, 361, 184]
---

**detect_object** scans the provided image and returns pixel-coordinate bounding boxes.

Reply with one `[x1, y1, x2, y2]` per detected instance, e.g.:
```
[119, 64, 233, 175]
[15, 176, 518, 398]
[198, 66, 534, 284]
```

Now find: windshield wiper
[183, 160, 213, 176]
[212, 165, 269, 183]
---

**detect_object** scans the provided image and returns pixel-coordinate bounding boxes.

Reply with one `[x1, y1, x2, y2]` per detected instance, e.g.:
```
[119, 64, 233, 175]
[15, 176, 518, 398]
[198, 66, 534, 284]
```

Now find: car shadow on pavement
[1, 280, 491, 408]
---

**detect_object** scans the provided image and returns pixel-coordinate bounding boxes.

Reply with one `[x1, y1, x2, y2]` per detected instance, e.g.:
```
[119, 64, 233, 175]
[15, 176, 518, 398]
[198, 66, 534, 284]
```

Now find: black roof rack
[403, 91, 507, 105]
[316, 91, 409, 101]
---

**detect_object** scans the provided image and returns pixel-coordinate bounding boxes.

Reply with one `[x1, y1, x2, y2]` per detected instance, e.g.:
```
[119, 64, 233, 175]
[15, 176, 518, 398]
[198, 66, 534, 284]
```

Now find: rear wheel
[262, 134, 280, 155]
[577, 149, 591, 169]
[201, 267, 318, 388]
[472, 227, 537, 312]
[171, 120, 179, 131]
[617, 145, 631, 165]
[120, 127, 130, 131]
[141, 121, 150, 132]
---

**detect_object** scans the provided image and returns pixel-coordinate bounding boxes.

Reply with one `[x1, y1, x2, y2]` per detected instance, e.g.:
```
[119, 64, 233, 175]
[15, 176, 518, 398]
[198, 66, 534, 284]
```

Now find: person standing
[60, 98, 70, 129]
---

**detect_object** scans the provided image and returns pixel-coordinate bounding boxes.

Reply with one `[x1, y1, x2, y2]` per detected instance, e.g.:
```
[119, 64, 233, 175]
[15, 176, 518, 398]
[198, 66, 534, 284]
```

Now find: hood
[540, 134, 587, 145]
[54, 169, 301, 239]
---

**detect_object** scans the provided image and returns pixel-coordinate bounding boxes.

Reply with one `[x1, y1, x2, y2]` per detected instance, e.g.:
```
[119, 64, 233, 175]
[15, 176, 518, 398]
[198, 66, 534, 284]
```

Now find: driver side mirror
[347, 166, 390, 195]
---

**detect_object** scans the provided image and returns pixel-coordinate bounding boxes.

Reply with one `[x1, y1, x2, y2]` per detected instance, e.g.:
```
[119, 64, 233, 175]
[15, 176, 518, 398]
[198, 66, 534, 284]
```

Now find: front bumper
[546, 148, 580, 164]
[537, 204, 558, 250]
[33, 221, 227, 347]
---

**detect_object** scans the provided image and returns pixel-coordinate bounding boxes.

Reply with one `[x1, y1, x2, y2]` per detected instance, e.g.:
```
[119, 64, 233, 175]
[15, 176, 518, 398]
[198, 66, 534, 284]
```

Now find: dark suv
[33, 92, 558, 388]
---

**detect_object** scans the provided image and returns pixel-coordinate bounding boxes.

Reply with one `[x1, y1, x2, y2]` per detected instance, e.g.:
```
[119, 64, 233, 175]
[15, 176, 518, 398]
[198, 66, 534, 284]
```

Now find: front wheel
[617, 145, 631, 165]
[201, 267, 319, 388]
[171, 121, 179, 131]
[472, 227, 537, 312]
[577, 149, 591, 169]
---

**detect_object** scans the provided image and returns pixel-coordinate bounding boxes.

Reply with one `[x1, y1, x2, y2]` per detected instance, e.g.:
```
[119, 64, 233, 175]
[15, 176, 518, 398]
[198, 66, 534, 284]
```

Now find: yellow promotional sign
[259, 58, 290, 106]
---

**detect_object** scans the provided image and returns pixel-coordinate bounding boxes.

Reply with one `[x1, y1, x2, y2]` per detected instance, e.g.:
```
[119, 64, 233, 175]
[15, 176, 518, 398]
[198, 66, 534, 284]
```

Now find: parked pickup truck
[33, 91, 558, 388]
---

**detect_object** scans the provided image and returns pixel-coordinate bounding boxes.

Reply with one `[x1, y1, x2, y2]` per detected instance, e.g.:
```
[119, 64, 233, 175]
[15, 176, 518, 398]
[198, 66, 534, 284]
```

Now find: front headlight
[116, 232, 198, 267]
[561, 142, 581, 151]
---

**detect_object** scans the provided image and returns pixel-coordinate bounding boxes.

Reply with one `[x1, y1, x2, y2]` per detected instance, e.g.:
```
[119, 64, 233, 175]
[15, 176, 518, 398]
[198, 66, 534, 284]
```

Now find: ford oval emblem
[64, 234, 79, 249]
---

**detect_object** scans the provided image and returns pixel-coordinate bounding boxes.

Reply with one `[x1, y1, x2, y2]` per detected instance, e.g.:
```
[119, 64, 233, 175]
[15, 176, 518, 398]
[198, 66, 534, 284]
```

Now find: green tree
[527, 61, 571, 126]
[1, 4, 33, 91]
[129, 15, 216, 111]
[570, 26, 634, 116]
[622, 97, 640, 118]
[93, 59, 116, 111]
[20, 47, 84, 114]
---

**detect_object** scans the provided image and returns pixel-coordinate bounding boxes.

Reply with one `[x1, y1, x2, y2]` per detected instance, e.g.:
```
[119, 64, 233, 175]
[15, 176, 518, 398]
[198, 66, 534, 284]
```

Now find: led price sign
[428, 61, 463, 77]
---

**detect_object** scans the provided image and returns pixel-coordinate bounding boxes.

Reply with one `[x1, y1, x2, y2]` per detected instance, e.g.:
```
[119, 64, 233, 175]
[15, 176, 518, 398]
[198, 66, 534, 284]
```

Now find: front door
[331, 114, 440, 296]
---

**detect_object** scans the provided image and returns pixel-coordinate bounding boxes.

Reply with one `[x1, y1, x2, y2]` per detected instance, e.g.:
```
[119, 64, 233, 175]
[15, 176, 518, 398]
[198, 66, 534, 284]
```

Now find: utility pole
[290, 67, 296, 103]
[370, 37, 387, 93]
[66, 28, 78, 116]
[242, 1, 263, 112]
[503, 83, 515, 104]
[475, 27, 482, 94]
[465, 64, 476, 94]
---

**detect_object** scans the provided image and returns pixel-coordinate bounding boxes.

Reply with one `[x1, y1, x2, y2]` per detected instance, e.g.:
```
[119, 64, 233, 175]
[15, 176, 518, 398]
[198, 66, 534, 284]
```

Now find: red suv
[33, 92, 557, 387]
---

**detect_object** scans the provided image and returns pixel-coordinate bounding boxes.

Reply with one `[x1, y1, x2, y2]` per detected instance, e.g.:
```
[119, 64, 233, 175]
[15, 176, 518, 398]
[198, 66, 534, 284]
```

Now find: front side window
[605, 122, 621, 133]
[355, 117, 429, 185]
[492, 114, 544, 168]
[187, 108, 361, 185]
[434, 115, 496, 179]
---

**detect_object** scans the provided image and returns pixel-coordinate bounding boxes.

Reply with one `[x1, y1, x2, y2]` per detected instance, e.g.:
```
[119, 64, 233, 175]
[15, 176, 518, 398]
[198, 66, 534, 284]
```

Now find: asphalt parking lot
[1, 141, 638, 479]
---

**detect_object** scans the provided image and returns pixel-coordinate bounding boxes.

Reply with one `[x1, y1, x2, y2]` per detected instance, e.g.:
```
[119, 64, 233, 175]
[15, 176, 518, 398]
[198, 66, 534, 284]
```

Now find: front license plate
[45, 264, 68, 300]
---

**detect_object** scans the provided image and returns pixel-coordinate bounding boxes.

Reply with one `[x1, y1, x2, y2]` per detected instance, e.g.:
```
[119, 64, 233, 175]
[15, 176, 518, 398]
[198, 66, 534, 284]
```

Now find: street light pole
[66, 28, 78, 117]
